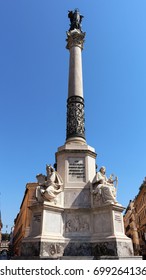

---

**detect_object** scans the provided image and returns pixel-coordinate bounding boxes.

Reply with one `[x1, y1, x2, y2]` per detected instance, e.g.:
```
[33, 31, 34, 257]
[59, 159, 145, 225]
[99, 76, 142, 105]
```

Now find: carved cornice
[56, 149, 97, 159]
[66, 30, 86, 50]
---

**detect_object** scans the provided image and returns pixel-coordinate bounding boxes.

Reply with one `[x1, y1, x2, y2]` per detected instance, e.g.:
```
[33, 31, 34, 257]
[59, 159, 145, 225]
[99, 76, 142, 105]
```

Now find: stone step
[59, 256, 94, 260]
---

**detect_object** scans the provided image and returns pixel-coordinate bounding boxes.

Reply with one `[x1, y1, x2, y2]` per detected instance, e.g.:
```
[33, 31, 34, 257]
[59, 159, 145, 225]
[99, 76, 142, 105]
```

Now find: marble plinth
[20, 142, 136, 259]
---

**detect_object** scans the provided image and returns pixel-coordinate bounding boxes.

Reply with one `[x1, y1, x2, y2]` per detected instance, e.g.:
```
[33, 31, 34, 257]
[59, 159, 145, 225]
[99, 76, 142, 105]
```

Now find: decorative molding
[65, 214, 89, 233]
[66, 96, 85, 140]
[56, 149, 97, 159]
[41, 243, 64, 258]
[48, 243, 64, 257]
[66, 30, 85, 50]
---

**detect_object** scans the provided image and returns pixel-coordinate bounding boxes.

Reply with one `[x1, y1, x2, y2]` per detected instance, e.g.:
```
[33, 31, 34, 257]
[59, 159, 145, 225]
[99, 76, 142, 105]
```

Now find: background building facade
[124, 178, 146, 259]
[0, 212, 2, 245]
[12, 183, 37, 256]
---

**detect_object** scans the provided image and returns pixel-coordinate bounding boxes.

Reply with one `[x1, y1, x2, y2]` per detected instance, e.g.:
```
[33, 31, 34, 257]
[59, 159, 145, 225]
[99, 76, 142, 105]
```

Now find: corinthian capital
[66, 30, 86, 50]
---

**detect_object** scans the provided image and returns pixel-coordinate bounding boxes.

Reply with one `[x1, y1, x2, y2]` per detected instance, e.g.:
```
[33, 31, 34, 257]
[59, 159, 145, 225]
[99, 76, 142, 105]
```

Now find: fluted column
[66, 29, 86, 143]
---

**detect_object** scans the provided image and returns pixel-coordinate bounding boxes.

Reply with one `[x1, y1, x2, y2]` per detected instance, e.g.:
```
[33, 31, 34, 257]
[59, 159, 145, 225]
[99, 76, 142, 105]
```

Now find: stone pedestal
[55, 142, 134, 259]
[56, 142, 96, 206]
[62, 202, 134, 258]
[21, 142, 135, 259]
[91, 204, 134, 258]
[21, 201, 65, 258]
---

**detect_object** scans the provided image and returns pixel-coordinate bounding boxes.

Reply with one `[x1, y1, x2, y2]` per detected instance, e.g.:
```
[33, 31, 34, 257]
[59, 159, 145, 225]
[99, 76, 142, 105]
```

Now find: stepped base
[20, 238, 138, 259]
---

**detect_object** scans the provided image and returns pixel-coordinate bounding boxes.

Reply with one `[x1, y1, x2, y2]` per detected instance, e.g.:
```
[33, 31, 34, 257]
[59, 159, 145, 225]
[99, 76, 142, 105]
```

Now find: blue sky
[0, 0, 146, 233]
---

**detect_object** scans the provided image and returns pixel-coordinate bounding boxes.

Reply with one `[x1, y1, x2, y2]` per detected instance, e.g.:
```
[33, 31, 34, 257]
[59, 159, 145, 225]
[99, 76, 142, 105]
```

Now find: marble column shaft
[66, 30, 86, 141]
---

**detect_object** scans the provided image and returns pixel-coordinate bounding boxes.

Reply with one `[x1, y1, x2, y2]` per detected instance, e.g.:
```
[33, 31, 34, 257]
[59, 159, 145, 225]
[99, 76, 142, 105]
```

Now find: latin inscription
[33, 213, 41, 223]
[115, 212, 123, 232]
[68, 158, 85, 182]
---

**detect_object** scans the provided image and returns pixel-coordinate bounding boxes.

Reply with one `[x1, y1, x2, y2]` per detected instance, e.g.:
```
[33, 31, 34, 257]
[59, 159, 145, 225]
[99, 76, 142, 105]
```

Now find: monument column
[66, 10, 86, 143]
[20, 9, 138, 260]
[56, 9, 97, 190]
[55, 9, 135, 258]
